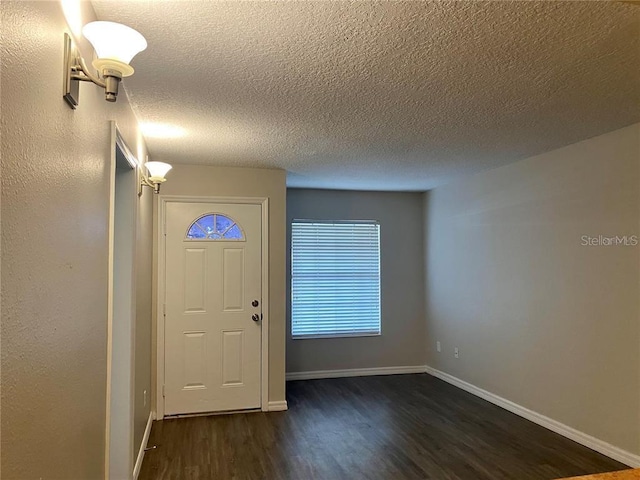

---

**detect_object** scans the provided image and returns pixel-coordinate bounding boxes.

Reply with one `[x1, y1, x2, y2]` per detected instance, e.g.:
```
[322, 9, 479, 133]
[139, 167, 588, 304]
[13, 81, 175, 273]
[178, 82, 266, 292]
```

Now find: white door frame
[155, 195, 270, 419]
[106, 122, 139, 479]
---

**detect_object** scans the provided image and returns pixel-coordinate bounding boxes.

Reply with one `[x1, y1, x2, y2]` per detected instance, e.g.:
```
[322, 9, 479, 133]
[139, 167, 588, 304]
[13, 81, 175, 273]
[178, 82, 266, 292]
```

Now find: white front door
[164, 201, 262, 415]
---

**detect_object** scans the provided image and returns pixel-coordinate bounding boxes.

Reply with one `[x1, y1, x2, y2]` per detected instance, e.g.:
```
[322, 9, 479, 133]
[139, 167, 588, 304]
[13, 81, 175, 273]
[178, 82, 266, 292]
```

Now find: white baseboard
[424, 366, 640, 468]
[286, 365, 428, 381]
[133, 412, 154, 480]
[267, 400, 288, 411]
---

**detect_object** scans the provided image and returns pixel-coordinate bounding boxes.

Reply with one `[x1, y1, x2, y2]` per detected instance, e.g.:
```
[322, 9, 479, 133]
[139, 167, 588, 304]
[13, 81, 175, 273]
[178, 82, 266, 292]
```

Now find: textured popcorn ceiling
[92, 1, 640, 191]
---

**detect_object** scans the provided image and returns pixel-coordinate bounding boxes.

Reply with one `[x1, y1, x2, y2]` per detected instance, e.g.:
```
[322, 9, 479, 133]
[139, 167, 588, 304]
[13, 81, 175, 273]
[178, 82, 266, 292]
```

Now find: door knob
[252, 300, 259, 307]
[252, 314, 260, 322]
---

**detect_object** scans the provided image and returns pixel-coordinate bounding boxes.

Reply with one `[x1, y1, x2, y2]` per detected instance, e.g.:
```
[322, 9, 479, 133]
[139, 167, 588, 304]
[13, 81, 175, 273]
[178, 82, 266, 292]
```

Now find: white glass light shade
[145, 162, 172, 183]
[82, 21, 147, 77]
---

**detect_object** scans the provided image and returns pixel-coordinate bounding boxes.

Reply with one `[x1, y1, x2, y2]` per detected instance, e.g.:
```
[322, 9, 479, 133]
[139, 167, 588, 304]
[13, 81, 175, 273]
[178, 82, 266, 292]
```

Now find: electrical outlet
[143, 390, 147, 406]
[436, 341, 441, 352]
[454, 347, 459, 359]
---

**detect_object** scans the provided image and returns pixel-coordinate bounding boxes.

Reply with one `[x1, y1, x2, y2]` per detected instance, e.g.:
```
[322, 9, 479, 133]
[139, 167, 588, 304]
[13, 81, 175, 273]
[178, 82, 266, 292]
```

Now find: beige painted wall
[1, 1, 153, 477]
[154, 165, 287, 405]
[286, 189, 427, 373]
[424, 124, 640, 454]
[134, 153, 154, 462]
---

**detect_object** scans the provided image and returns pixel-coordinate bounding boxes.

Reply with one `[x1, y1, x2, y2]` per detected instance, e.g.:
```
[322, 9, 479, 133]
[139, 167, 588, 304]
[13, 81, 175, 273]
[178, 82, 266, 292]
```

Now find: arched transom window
[186, 213, 245, 240]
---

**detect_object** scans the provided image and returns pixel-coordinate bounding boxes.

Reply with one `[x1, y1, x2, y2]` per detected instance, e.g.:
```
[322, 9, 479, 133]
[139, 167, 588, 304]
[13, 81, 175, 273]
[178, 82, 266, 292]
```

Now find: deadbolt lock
[252, 300, 259, 307]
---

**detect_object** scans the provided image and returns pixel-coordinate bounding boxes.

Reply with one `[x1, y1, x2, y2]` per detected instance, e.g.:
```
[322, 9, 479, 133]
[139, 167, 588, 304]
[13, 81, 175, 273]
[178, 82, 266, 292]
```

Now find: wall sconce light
[64, 21, 147, 109]
[139, 161, 172, 195]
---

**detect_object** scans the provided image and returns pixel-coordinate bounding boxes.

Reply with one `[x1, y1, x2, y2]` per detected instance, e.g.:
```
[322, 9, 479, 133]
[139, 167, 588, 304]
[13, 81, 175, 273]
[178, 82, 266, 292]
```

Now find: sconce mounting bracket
[63, 33, 81, 109]
[63, 33, 109, 109]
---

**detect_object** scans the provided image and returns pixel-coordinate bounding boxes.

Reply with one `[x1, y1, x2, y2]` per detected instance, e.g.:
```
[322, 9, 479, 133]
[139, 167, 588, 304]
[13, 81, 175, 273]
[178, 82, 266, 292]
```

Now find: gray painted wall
[424, 124, 640, 455]
[286, 189, 427, 373]
[1, 1, 153, 476]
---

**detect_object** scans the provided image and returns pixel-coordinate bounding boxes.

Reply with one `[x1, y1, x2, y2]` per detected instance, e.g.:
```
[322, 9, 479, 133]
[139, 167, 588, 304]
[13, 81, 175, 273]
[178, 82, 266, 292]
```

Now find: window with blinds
[291, 221, 381, 339]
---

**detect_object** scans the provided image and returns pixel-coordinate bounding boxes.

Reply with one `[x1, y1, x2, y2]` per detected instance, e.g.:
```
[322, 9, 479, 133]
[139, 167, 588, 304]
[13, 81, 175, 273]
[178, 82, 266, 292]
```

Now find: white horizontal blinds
[291, 221, 381, 338]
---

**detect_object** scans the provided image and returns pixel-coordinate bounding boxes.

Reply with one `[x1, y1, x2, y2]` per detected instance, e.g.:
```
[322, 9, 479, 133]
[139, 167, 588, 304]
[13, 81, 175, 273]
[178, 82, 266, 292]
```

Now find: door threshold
[164, 408, 262, 419]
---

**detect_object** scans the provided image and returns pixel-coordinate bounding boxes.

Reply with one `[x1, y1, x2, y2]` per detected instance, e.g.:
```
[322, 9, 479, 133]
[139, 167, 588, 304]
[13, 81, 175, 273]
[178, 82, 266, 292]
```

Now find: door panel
[164, 202, 262, 415]
[221, 330, 244, 385]
[183, 332, 206, 389]
[223, 248, 245, 310]
[184, 248, 206, 312]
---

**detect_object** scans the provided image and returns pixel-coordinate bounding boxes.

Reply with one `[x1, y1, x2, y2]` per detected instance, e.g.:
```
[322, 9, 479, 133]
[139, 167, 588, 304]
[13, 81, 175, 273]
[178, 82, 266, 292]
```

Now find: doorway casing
[155, 195, 270, 419]
[106, 122, 139, 478]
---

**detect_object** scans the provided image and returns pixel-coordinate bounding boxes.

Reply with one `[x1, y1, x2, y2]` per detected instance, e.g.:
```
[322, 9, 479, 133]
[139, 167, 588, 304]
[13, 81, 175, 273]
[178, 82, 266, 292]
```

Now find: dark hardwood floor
[139, 374, 629, 480]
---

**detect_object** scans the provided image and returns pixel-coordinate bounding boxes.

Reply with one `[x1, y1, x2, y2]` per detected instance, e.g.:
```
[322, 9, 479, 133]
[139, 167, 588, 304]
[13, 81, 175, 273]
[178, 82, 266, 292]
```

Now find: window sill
[292, 332, 381, 340]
